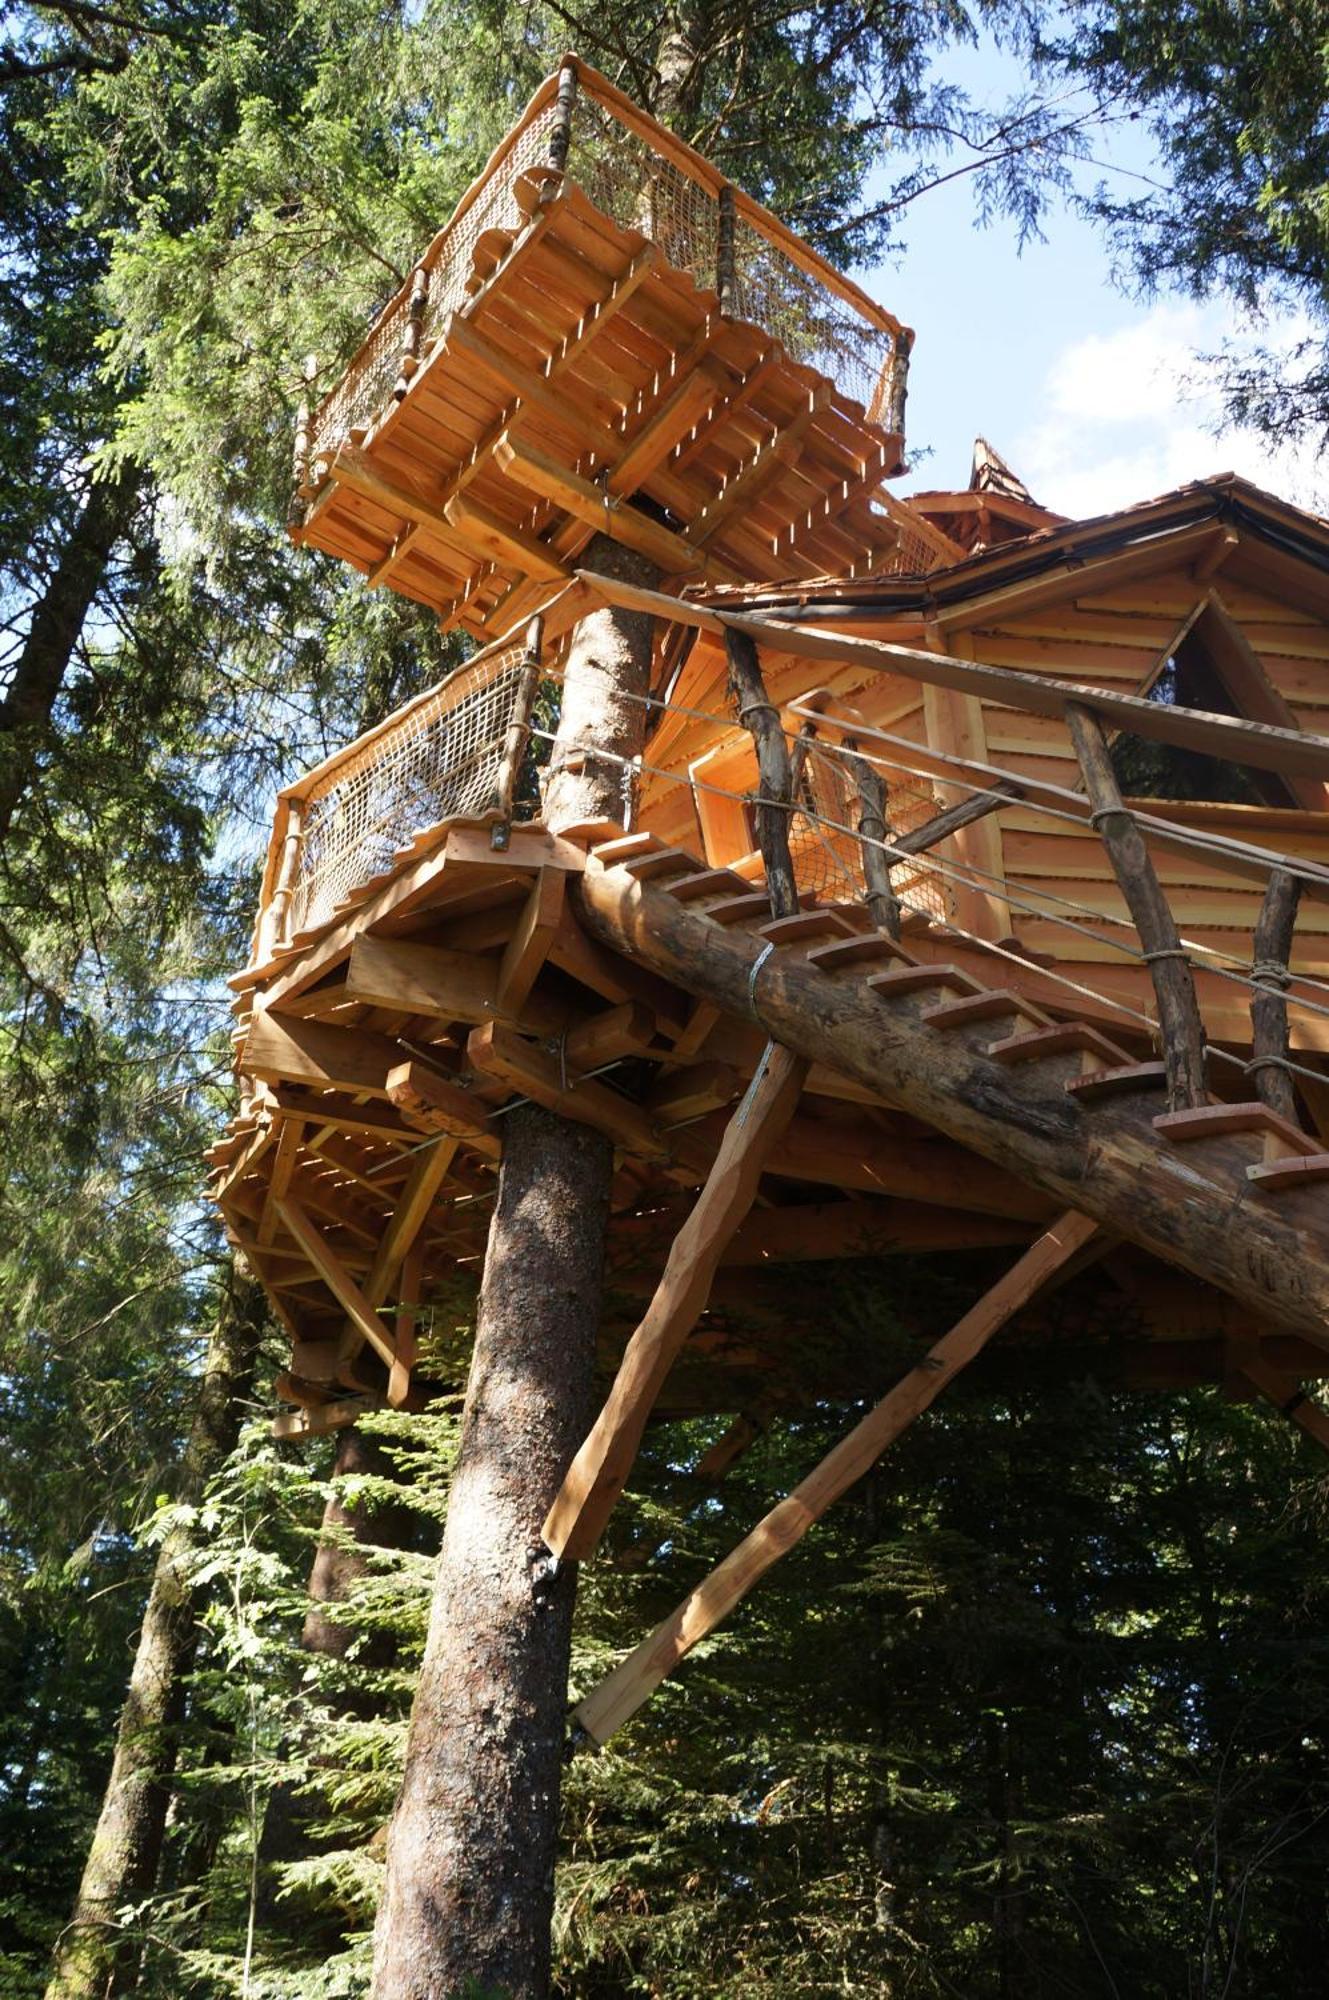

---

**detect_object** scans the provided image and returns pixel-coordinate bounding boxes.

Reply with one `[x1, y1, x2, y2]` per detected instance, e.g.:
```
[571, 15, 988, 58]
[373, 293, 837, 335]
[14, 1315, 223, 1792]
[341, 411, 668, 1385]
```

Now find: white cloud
[1014, 301, 1326, 521]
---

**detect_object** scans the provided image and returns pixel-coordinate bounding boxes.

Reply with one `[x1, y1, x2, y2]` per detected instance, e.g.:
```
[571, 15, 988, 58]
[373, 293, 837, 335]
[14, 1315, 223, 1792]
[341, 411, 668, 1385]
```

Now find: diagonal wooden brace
[542, 1043, 810, 1562]
[573, 1209, 1100, 1745]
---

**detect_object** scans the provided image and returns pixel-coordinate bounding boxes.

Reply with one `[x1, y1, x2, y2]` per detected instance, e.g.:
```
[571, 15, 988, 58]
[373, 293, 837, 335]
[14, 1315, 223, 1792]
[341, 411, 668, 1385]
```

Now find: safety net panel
[287, 644, 530, 938]
[792, 739, 951, 926]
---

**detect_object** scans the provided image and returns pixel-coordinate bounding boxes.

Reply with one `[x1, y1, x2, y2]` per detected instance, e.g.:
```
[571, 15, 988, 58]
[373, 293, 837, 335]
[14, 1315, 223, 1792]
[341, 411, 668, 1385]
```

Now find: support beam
[494, 433, 720, 580]
[1065, 701, 1207, 1111]
[466, 1021, 691, 1166]
[574, 1211, 1098, 1744]
[386, 1061, 500, 1158]
[276, 1195, 399, 1369]
[495, 868, 564, 1016]
[1240, 1352, 1329, 1454]
[542, 1043, 809, 1561]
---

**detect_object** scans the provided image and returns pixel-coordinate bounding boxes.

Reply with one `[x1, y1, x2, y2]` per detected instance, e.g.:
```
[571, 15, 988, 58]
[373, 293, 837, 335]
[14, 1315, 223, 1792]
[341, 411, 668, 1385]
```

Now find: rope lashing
[1251, 958, 1294, 990]
[1244, 1053, 1296, 1078]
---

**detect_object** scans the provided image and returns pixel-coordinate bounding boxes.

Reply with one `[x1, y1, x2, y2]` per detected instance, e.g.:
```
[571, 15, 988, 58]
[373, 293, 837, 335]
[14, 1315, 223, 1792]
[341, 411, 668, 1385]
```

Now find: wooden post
[548, 57, 578, 172]
[573, 1211, 1099, 1745]
[725, 626, 798, 918]
[884, 328, 911, 440]
[489, 615, 543, 839]
[1250, 867, 1302, 1126]
[394, 263, 430, 401]
[716, 183, 736, 313]
[267, 798, 306, 951]
[844, 737, 901, 939]
[1065, 701, 1206, 1111]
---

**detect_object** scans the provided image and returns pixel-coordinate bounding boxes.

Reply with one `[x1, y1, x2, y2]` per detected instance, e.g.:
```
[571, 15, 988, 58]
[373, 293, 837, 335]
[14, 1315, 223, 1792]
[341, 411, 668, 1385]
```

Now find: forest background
[5, 0, 1329, 1994]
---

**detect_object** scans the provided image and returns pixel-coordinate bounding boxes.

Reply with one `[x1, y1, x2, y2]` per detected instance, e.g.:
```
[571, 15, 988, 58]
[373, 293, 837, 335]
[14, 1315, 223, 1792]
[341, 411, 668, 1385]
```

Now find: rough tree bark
[369, 535, 657, 1999]
[0, 465, 143, 854]
[45, 1268, 267, 2000]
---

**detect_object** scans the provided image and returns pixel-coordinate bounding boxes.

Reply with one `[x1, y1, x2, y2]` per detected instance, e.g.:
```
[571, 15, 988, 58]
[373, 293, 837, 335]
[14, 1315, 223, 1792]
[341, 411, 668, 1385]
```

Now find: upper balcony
[288, 56, 936, 641]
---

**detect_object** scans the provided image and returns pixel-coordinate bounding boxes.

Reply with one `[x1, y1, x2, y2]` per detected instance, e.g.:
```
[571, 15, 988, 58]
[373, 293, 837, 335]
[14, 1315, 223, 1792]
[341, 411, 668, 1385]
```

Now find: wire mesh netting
[286, 644, 530, 938]
[727, 222, 894, 424]
[877, 515, 957, 577]
[303, 75, 904, 476]
[570, 94, 719, 293]
[308, 106, 560, 469]
[791, 740, 951, 925]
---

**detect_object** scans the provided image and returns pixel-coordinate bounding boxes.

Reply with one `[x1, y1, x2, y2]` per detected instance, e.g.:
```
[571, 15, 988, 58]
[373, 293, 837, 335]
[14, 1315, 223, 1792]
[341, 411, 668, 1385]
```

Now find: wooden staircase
[567, 827, 1329, 1348]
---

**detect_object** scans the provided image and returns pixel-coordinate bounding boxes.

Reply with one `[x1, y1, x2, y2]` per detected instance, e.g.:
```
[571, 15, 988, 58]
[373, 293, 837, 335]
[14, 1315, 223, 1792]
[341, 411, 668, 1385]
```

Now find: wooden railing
[298, 54, 910, 482]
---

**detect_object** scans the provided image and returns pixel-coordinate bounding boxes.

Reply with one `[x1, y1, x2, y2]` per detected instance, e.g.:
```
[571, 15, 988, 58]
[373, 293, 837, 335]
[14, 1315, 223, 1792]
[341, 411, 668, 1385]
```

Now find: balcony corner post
[716, 183, 736, 313]
[548, 59, 579, 173]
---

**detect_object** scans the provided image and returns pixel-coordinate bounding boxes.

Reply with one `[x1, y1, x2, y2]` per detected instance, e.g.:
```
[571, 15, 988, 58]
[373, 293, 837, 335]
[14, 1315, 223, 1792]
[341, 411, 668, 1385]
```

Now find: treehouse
[213, 57, 1329, 1743]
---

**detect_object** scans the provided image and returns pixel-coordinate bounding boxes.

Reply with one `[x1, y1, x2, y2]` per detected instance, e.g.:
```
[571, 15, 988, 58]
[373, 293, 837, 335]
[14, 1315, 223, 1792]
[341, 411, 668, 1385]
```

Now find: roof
[697, 473, 1329, 623]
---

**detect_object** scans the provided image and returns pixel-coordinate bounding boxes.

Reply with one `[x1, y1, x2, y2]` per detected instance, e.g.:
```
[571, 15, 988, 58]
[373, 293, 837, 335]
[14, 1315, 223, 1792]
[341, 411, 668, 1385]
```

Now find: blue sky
[849, 41, 1323, 521]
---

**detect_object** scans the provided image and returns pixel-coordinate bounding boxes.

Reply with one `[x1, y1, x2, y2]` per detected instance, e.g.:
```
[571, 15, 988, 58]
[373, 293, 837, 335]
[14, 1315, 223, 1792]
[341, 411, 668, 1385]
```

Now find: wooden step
[616, 848, 706, 883]
[987, 1022, 1132, 1072]
[805, 933, 917, 976]
[1154, 1101, 1319, 1161]
[921, 988, 1051, 1032]
[662, 867, 752, 903]
[757, 909, 860, 949]
[706, 889, 815, 927]
[1247, 1152, 1329, 1192]
[593, 832, 677, 867]
[1065, 1061, 1170, 1105]
[554, 817, 628, 849]
[865, 964, 985, 1002]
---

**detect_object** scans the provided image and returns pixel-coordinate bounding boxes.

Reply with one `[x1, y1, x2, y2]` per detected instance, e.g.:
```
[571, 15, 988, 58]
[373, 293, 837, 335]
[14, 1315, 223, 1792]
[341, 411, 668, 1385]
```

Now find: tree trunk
[542, 534, 659, 832]
[369, 1107, 613, 1999]
[0, 465, 143, 853]
[370, 535, 656, 1998]
[45, 1269, 267, 2000]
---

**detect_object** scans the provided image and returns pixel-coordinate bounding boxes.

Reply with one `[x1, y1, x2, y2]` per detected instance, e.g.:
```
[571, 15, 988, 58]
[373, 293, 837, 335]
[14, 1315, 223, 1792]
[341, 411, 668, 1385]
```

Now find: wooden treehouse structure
[215, 57, 1329, 1744]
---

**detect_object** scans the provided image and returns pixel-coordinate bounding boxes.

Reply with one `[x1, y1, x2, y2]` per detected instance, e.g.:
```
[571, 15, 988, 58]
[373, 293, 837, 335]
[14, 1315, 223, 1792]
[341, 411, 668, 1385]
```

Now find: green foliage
[1051, 0, 1329, 441]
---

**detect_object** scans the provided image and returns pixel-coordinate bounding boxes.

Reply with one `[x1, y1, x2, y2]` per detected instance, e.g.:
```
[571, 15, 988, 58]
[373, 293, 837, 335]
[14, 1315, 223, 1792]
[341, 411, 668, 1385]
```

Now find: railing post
[844, 737, 901, 939]
[394, 265, 430, 401]
[268, 798, 306, 953]
[491, 616, 544, 848]
[1250, 866, 1303, 1125]
[716, 183, 736, 313]
[548, 58, 578, 172]
[885, 329, 912, 440]
[725, 626, 798, 918]
[1065, 701, 1206, 1110]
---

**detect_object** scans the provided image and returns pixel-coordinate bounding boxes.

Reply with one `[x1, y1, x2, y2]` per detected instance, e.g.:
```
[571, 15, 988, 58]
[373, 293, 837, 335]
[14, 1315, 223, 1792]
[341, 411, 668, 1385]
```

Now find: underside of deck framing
[212, 815, 1329, 1439]
[290, 176, 924, 642]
